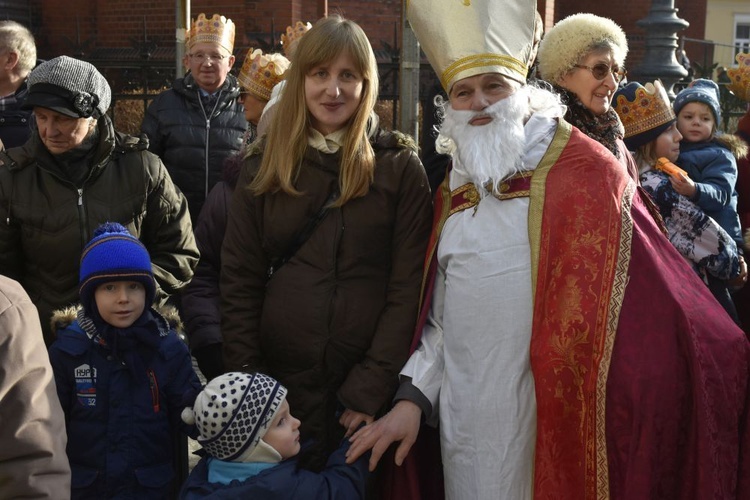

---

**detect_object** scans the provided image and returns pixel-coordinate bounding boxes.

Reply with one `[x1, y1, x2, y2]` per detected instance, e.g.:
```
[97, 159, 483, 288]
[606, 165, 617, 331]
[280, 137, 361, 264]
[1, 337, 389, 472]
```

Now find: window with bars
[735, 14, 750, 61]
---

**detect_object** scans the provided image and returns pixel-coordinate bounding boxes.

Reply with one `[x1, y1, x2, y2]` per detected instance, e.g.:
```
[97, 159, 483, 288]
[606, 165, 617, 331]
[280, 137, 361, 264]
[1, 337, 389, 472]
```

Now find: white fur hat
[537, 13, 628, 84]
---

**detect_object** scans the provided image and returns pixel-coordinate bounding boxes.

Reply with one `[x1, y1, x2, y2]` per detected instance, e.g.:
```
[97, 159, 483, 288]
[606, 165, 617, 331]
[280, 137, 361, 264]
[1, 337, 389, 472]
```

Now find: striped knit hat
[79, 222, 155, 315]
[673, 78, 722, 125]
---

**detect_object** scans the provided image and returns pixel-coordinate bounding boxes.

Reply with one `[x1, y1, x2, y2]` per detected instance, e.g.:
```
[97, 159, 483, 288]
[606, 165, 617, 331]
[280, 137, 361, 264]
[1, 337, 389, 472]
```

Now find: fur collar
[50, 304, 183, 338]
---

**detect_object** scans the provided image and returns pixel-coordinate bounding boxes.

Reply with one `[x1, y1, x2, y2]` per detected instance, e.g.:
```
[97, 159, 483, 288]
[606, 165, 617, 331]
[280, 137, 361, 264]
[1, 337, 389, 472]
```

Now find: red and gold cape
[386, 119, 749, 499]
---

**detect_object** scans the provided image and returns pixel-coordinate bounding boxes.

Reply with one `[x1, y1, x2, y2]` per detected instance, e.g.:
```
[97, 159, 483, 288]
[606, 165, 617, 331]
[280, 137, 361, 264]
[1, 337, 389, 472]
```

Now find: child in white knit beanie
[179, 372, 369, 499]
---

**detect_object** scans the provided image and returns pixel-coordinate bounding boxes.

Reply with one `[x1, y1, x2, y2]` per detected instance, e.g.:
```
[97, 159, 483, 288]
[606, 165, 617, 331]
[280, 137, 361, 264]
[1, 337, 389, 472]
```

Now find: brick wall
[28, 1, 706, 71]
[554, 0, 705, 72]
[31, 0, 403, 59]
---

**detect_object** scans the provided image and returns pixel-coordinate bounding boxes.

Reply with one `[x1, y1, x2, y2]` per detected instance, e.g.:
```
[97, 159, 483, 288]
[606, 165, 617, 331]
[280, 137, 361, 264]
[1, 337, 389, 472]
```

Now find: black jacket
[0, 79, 33, 148]
[0, 115, 199, 343]
[141, 73, 247, 222]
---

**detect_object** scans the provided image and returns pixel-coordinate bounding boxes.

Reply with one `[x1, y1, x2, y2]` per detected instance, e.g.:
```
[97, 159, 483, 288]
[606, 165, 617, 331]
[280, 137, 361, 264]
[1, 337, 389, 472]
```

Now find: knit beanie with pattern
[79, 222, 156, 316]
[23, 56, 111, 118]
[182, 372, 288, 463]
[673, 78, 722, 126]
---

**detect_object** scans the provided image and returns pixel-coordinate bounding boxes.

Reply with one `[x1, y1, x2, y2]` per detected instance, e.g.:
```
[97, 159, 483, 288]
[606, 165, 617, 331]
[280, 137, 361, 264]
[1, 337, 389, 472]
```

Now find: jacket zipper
[199, 90, 224, 201]
[32, 162, 90, 248]
[147, 369, 160, 413]
[327, 210, 344, 333]
[76, 188, 88, 248]
[34, 140, 111, 246]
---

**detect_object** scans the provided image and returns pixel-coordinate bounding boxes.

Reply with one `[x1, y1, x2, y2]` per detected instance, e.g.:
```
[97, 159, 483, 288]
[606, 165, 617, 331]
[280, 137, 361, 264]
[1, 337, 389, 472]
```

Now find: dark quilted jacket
[141, 73, 247, 222]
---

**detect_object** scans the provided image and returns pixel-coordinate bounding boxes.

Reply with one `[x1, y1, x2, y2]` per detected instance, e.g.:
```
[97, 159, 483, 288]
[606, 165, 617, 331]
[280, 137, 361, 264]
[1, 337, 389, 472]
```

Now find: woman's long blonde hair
[251, 15, 379, 206]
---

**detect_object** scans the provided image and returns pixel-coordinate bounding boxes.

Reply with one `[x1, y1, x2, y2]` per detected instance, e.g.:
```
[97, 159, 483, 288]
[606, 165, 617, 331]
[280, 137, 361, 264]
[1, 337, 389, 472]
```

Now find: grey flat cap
[24, 56, 111, 118]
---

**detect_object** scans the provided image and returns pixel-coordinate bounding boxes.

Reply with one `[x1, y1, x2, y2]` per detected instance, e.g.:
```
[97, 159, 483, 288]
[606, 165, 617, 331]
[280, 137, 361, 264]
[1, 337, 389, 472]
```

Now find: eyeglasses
[573, 63, 626, 82]
[188, 53, 227, 63]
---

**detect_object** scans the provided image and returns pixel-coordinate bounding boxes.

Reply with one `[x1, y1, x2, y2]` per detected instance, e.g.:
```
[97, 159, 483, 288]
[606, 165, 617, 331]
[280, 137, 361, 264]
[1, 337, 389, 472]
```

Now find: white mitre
[406, 0, 537, 93]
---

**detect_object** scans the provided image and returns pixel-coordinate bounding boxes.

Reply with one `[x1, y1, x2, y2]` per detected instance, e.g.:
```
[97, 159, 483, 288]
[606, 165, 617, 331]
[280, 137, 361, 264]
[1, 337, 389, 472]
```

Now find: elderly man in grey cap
[0, 55, 199, 343]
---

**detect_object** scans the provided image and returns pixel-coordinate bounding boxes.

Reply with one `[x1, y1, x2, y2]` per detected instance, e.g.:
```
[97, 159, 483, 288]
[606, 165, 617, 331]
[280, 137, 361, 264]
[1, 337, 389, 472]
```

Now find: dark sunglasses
[573, 63, 626, 82]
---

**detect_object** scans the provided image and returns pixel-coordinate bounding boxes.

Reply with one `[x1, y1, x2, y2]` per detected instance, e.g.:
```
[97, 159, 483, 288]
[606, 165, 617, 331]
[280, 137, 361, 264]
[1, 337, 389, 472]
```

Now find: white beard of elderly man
[346, 70, 750, 500]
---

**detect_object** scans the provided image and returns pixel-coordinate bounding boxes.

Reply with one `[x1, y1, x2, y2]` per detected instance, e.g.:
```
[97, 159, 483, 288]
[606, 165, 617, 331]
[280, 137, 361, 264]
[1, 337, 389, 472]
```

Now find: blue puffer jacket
[677, 140, 743, 249]
[179, 439, 369, 499]
[48, 307, 202, 500]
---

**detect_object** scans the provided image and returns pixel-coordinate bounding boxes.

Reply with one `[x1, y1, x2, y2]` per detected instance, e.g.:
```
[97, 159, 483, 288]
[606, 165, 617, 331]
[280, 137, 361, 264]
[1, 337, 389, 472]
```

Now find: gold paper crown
[238, 49, 291, 101]
[614, 80, 674, 139]
[187, 13, 235, 53]
[406, 0, 534, 92]
[280, 21, 312, 58]
[727, 52, 750, 102]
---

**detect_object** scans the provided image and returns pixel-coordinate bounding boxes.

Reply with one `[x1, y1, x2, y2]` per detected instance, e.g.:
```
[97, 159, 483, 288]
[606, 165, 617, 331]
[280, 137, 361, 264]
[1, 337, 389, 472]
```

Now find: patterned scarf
[554, 85, 624, 159]
[78, 307, 162, 381]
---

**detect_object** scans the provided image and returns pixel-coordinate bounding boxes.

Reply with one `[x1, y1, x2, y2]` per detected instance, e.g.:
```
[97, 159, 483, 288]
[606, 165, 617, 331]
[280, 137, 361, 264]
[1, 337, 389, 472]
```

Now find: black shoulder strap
[267, 189, 340, 281]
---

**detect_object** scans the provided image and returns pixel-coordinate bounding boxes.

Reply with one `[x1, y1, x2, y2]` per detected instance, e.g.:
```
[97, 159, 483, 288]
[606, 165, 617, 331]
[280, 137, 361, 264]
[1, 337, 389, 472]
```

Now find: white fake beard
[437, 87, 529, 195]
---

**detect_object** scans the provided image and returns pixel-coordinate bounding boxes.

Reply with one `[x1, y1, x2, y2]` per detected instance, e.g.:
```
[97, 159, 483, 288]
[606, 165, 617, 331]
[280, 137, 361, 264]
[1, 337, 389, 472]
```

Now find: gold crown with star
[613, 80, 676, 149]
[280, 21, 312, 58]
[186, 13, 235, 53]
[727, 51, 750, 102]
[405, 0, 535, 92]
[238, 49, 291, 101]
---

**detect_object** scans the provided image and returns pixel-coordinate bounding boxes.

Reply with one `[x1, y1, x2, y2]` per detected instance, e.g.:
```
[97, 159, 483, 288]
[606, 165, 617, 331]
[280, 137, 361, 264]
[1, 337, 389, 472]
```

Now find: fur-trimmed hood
[716, 132, 749, 160]
[50, 304, 184, 338]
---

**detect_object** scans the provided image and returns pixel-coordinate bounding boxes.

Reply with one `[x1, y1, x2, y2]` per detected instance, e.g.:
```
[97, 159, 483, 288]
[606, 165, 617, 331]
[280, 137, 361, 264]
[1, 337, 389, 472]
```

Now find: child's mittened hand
[181, 407, 196, 425]
[670, 172, 697, 198]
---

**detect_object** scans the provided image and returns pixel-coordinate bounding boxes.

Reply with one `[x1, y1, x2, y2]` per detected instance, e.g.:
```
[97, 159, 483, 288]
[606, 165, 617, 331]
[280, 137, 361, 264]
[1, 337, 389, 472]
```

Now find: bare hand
[339, 409, 374, 438]
[728, 255, 748, 290]
[345, 400, 422, 471]
[670, 172, 696, 198]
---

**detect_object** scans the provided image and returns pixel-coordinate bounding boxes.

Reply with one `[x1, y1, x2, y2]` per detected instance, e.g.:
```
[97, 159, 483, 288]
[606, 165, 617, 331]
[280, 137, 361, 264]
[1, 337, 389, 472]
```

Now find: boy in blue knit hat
[672, 79, 749, 323]
[48, 222, 202, 499]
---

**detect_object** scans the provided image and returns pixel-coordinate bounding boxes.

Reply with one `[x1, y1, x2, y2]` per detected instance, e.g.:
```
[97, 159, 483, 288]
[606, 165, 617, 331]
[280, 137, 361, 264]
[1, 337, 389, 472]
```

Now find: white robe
[401, 113, 559, 500]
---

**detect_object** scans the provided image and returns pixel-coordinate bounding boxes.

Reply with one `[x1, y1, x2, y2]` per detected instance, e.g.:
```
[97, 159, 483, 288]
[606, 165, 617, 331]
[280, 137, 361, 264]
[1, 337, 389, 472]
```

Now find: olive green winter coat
[0, 115, 199, 343]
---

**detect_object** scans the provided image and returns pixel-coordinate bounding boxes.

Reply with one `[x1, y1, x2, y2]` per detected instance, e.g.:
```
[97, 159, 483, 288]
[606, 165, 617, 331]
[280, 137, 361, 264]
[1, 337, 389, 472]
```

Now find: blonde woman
[221, 15, 432, 469]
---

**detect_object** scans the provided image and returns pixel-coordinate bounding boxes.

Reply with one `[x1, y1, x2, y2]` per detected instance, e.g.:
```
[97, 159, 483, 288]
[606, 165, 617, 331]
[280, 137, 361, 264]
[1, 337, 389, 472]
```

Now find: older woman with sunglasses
[537, 13, 639, 180]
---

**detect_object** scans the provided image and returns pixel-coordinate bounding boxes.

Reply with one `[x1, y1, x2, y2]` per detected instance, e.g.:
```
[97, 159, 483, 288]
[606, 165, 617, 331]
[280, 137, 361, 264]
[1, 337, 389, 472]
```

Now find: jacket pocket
[71, 463, 100, 489]
[134, 461, 175, 489]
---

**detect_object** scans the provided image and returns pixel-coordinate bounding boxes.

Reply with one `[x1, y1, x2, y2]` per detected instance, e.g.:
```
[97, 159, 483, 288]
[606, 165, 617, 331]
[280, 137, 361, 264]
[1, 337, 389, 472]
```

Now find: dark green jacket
[0, 115, 199, 343]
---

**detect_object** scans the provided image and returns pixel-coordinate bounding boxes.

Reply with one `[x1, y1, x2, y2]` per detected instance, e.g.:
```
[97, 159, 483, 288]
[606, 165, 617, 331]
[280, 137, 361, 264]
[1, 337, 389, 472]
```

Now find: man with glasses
[142, 13, 247, 223]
